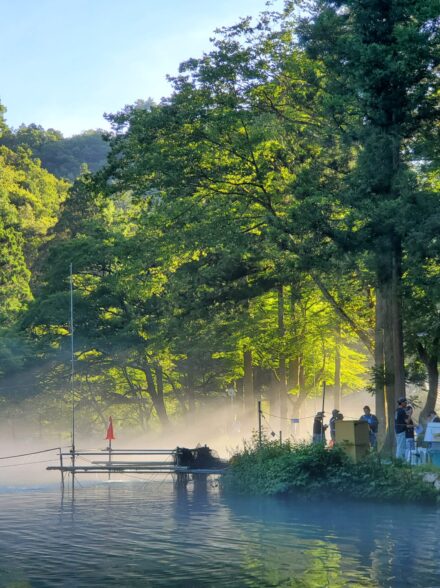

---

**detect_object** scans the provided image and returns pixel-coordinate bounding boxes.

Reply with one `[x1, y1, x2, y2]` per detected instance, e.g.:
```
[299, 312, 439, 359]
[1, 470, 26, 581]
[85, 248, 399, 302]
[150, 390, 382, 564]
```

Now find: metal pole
[258, 400, 262, 447]
[108, 439, 112, 481]
[60, 448, 64, 489]
[70, 264, 75, 470]
[279, 430, 282, 446]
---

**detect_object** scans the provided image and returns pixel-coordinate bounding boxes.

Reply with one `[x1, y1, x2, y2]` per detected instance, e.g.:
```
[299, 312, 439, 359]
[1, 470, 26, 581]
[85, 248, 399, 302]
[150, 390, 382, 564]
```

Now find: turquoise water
[0, 479, 439, 587]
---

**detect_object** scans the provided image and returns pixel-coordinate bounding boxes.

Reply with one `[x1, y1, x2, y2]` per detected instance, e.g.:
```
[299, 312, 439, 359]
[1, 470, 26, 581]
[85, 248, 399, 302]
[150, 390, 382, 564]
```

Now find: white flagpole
[70, 264, 76, 472]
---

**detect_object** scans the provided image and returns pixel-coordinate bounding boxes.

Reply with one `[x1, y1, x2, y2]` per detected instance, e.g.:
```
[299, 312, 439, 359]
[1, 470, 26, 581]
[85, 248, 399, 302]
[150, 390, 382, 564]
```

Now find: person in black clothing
[395, 397, 408, 459]
[405, 405, 415, 462]
[312, 412, 328, 444]
[329, 409, 340, 443]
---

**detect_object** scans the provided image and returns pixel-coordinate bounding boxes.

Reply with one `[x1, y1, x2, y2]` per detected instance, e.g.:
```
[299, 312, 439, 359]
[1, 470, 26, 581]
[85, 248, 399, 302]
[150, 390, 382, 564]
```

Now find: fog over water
[0, 389, 379, 487]
[0, 385, 422, 489]
[1, 381, 437, 492]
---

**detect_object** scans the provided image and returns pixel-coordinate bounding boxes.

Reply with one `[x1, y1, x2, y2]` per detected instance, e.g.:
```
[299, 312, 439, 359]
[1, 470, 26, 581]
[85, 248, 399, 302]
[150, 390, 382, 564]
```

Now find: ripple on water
[0, 480, 439, 587]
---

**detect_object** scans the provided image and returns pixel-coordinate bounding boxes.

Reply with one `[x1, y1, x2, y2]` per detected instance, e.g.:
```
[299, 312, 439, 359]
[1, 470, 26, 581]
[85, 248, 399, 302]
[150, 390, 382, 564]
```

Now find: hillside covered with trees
[0, 0, 439, 453]
[0, 117, 109, 181]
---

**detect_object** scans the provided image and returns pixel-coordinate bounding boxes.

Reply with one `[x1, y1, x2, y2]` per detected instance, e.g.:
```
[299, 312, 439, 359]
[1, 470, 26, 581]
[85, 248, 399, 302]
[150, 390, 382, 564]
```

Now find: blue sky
[0, 0, 275, 136]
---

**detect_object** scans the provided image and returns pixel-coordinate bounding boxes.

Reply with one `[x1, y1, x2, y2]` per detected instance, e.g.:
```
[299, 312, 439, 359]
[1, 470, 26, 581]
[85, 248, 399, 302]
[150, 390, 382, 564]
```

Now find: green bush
[221, 439, 439, 504]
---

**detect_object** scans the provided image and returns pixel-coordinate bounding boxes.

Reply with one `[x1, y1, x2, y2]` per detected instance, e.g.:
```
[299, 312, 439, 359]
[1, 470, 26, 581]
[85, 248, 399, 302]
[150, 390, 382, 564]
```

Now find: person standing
[329, 409, 340, 444]
[395, 398, 408, 459]
[425, 410, 440, 457]
[405, 405, 415, 463]
[312, 412, 327, 444]
[360, 405, 379, 449]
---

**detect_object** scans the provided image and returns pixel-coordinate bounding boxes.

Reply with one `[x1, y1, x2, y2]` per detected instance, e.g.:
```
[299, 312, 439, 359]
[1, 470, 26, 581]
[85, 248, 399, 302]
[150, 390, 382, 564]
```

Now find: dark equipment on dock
[174, 445, 225, 469]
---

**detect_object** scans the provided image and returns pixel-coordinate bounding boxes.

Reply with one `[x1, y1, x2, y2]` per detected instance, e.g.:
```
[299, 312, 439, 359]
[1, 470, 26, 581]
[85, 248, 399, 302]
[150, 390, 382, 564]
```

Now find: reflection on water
[0, 479, 439, 587]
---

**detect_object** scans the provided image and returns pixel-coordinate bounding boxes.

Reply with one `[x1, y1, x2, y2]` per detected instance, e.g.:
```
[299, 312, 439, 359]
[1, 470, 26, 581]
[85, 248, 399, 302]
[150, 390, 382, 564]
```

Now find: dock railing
[47, 447, 228, 476]
[48, 448, 179, 474]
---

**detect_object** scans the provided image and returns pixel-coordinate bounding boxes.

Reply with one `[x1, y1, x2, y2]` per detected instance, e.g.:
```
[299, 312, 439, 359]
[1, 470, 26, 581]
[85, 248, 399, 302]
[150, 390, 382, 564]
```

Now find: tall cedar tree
[298, 0, 440, 450]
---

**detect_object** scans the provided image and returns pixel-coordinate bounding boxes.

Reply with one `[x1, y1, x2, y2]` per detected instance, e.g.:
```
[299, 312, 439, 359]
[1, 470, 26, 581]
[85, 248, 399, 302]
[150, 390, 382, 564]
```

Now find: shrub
[222, 439, 439, 504]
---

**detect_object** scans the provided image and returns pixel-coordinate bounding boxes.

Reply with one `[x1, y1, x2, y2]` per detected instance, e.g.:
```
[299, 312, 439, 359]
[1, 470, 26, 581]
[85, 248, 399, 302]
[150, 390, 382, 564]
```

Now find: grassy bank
[222, 440, 440, 504]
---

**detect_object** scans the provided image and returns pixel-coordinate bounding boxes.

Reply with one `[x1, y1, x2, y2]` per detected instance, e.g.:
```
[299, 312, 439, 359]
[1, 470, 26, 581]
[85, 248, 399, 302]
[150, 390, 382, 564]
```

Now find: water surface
[0, 479, 439, 587]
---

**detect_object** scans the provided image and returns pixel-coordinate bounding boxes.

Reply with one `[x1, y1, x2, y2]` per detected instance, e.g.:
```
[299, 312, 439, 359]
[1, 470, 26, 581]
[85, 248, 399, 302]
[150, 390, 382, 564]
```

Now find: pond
[0, 478, 439, 587]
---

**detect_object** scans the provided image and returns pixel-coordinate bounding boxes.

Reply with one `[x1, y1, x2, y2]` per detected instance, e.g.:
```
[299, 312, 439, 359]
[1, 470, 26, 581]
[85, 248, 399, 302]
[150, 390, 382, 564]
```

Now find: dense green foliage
[222, 441, 440, 503]
[0, 123, 109, 180]
[0, 0, 439, 442]
[0, 146, 67, 317]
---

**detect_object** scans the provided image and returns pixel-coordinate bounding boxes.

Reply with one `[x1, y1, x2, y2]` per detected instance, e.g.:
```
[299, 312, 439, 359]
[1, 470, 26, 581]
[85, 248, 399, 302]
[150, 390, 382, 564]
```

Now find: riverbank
[222, 440, 440, 504]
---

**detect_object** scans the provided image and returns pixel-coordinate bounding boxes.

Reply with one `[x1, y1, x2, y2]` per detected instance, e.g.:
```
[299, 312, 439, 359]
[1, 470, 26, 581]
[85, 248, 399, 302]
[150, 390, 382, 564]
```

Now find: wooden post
[60, 449, 64, 489]
[193, 473, 208, 494]
[258, 400, 262, 447]
[70, 446, 76, 489]
[175, 472, 189, 487]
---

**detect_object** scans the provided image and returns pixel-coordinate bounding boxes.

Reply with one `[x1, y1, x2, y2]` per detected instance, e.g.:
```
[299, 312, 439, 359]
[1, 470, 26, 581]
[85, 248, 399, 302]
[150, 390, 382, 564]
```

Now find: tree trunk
[288, 285, 300, 393]
[288, 286, 300, 423]
[277, 285, 287, 429]
[290, 359, 308, 420]
[183, 355, 196, 414]
[391, 247, 405, 401]
[153, 366, 169, 426]
[333, 324, 341, 411]
[151, 394, 169, 426]
[144, 365, 169, 426]
[375, 288, 386, 446]
[379, 245, 405, 455]
[424, 359, 439, 420]
[418, 341, 439, 422]
[243, 349, 254, 413]
[288, 358, 300, 391]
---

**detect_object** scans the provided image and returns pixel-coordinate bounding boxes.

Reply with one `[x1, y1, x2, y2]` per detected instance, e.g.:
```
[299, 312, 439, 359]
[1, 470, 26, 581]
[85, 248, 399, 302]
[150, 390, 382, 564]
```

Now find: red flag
[105, 416, 115, 441]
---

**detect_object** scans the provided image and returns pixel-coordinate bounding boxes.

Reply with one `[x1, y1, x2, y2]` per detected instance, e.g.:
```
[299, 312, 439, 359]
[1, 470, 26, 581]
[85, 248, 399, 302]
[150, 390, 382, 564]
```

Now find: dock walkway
[47, 447, 228, 482]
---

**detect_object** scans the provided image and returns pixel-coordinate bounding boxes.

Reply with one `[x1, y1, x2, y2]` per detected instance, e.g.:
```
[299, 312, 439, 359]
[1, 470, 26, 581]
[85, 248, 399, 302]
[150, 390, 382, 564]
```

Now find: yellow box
[340, 444, 370, 463]
[335, 420, 370, 446]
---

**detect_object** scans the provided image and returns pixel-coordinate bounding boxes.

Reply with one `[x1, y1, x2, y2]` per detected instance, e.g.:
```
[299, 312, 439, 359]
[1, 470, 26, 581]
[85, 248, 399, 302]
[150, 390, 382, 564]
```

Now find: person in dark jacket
[312, 412, 328, 444]
[405, 405, 415, 463]
[395, 397, 408, 459]
[329, 409, 340, 443]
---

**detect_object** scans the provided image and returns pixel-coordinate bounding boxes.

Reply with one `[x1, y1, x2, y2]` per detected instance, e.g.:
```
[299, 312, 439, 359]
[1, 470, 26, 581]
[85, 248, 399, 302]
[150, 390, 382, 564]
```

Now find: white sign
[424, 423, 440, 442]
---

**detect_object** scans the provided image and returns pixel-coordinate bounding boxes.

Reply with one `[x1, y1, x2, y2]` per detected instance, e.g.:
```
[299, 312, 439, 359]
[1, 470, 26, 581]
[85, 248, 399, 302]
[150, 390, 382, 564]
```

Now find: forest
[0, 0, 439, 454]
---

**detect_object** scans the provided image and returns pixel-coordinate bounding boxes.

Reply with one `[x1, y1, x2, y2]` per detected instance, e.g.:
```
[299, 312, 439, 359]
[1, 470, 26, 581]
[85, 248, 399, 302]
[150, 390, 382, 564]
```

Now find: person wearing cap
[360, 406, 379, 448]
[312, 412, 328, 444]
[329, 409, 340, 443]
[395, 397, 408, 459]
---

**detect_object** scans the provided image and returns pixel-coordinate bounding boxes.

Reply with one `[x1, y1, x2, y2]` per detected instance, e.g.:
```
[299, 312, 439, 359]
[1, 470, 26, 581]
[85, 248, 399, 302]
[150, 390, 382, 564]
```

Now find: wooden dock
[47, 447, 228, 484]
